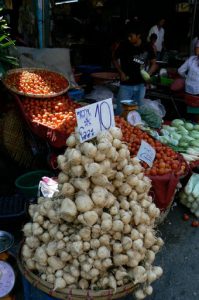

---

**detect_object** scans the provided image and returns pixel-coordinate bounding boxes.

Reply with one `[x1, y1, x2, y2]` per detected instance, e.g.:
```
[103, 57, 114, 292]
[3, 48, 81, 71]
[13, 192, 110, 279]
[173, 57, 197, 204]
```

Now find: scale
[0, 231, 16, 300]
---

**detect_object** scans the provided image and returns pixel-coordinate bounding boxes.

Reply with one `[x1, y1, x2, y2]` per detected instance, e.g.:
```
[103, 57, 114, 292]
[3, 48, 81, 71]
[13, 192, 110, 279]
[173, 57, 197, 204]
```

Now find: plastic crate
[76, 65, 102, 74]
[15, 170, 53, 198]
[22, 276, 57, 300]
[185, 94, 199, 107]
[160, 77, 174, 86]
[68, 89, 85, 101]
[0, 194, 27, 224]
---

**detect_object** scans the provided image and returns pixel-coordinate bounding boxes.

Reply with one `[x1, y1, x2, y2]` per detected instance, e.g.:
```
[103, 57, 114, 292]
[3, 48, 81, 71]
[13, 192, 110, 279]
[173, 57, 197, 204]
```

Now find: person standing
[178, 40, 199, 95]
[147, 18, 165, 60]
[112, 23, 157, 114]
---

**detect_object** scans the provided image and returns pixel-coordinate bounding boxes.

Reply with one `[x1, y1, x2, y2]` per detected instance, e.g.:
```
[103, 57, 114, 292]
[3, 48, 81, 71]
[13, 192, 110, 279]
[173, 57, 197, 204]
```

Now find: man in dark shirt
[112, 24, 157, 114]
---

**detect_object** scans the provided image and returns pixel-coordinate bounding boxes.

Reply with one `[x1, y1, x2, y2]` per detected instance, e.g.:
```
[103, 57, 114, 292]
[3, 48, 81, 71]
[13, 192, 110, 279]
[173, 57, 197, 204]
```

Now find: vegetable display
[115, 116, 186, 176]
[157, 119, 199, 164]
[179, 173, 199, 217]
[3, 69, 69, 97]
[138, 106, 162, 129]
[22, 96, 79, 135]
[21, 127, 164, 299]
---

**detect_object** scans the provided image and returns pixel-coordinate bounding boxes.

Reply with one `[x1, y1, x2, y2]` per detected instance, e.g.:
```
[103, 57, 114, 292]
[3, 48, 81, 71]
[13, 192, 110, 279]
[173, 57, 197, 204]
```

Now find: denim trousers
[116, 83, 146, 115]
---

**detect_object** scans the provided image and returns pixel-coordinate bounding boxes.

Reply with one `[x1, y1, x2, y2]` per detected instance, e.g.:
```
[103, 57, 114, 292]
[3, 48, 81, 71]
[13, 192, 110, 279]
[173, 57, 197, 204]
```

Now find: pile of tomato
[115, 116, 187, 176]
[22, 96, 79, 136]
[5, 70, 68, 96]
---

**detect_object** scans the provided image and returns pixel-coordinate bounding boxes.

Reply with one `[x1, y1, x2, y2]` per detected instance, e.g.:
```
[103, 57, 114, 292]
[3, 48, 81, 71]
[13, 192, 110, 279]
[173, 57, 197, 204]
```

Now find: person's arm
[148, 58, 158, 76]
[112, 44, 128, 81]
[178, 58, 190, 78]
[147, 26, 155, 42]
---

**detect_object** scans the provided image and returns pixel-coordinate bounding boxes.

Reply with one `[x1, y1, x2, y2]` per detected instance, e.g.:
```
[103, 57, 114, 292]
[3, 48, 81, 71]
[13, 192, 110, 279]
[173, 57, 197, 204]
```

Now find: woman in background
[178, 40, 199, 95]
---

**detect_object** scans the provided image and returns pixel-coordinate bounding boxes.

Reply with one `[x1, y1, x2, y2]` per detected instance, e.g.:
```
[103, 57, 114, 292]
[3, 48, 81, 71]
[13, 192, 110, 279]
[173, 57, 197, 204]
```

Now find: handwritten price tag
[137, 140, 156, 167]
[75, 98, 115, 143]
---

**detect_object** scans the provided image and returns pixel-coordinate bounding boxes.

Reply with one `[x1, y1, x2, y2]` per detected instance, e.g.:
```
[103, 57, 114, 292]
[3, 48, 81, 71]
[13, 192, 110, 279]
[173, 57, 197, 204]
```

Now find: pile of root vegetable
[21, 127, 164, 300]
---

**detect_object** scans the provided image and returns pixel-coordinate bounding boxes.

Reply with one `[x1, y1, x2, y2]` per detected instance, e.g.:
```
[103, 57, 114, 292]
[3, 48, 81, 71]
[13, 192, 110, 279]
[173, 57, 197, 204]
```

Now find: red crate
[184, 94, 199, 107]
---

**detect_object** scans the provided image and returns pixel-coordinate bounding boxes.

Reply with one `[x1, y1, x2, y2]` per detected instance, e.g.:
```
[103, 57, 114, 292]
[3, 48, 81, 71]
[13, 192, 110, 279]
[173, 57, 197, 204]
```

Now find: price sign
[75, 98, 115, 143]
[137, 140, 156, 167]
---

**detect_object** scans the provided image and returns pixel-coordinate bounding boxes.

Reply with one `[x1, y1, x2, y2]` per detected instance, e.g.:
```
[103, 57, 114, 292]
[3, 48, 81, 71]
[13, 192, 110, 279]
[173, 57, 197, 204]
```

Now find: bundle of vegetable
[21, 127, 164, 300]
[138, 105, 162, 128]
[179, 173, 199, 218]
[115, 116, 186, 176]
[158, 119, 199, 164]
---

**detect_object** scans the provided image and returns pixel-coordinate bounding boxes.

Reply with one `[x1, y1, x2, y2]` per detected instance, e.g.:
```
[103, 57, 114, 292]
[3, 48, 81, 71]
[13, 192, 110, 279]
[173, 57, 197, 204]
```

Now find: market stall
[1, 64, 198, 300]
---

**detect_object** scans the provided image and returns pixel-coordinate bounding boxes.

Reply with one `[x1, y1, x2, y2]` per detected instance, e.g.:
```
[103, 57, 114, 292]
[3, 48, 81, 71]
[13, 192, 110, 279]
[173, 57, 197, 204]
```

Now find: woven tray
[2, 68, 70, 98]
[18, 255, 137, 300]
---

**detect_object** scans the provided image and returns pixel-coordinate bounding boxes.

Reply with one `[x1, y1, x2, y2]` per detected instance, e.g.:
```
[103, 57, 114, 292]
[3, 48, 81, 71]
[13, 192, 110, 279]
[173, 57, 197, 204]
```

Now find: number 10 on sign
[75, 98, 115, 143]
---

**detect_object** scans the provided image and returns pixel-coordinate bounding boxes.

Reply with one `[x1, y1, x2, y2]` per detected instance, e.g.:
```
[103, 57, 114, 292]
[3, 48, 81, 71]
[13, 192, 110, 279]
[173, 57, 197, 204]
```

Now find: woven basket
[18, 255, 137, 300]
[2, 68, 70, 98]
[3, 109, 33, 167]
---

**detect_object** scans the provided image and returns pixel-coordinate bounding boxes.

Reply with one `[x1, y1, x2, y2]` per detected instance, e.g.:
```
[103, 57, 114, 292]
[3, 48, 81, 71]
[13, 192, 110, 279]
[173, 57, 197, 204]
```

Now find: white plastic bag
[141, 99, 166, 118]
[86, 85, 113, 102]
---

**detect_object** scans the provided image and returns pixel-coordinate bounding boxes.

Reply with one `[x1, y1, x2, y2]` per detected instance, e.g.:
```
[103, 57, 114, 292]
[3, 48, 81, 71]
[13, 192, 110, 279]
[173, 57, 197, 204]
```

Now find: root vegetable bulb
[91, 186, 108, 207]
[83, 211, 98, 226]
[60, 198, 77, 222]
[48, 256, 65, 271]
[66, 149, 82, 165]
[109, 127, 122, 140]
[134, 289, 146, 299]
[72, 178, 90, 193]
[58, 172, 69, 184]
[75, 192, 94, 212]
[85, 162, 102, 177]
[66, 135, 76, 147]
[34, 246, 48, 265]
[131, 266, 147, 284]
[112, 220, 124, 232]
[97, 246, 110, 259]
[113, 254, 128, 266]
[54, 277, 66, 290]
[97, 131, 113, 142]
[81, 142, 97, 158]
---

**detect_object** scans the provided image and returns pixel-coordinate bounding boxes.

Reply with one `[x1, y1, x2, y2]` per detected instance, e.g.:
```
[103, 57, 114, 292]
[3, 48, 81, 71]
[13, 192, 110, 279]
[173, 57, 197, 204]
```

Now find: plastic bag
[38, 177, 59, 198]
[141, 99, 166, 118]
[86, 85, 113, 102]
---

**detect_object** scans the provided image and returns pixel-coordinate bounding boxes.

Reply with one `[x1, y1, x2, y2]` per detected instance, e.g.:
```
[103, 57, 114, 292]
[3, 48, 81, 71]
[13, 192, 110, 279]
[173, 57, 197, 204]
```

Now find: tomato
[191, 221, 199, 227]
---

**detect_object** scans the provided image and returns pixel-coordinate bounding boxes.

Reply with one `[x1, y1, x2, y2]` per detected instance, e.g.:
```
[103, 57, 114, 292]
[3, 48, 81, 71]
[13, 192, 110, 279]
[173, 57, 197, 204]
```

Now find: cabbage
[193, 124, 199, 130]
[177, 125, 189, 134]
[184, 122, 194, 131]
[190, 140, 199, 147]
[140, 69, 151, 81]
[171, 119, 184, 127]
[190, 131, 199, 139]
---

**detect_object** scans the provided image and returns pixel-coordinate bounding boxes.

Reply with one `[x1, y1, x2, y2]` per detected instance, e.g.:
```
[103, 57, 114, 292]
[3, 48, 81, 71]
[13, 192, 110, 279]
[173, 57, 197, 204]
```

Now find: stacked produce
[115, 116, 186, 176]
[21, 127, 164, 299]
[179, 173, 199, 218]
[157, 119, 199, 164]
[22, 96, 79, 135]
[4, 69, 68, 96]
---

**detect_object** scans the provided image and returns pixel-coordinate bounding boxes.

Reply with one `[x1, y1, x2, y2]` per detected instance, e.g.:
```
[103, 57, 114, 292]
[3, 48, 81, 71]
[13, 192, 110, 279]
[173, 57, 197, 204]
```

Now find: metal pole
[190, 0, 198, 55]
